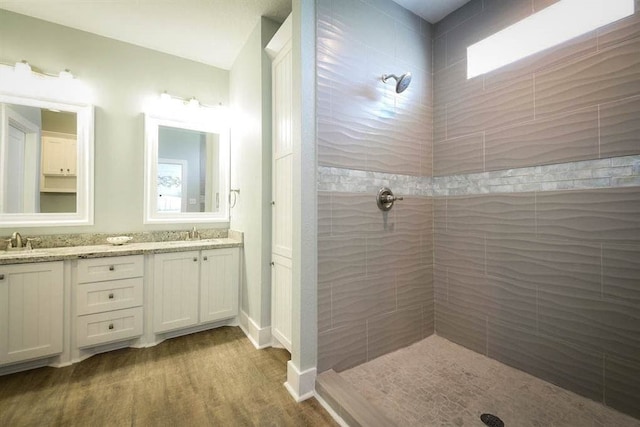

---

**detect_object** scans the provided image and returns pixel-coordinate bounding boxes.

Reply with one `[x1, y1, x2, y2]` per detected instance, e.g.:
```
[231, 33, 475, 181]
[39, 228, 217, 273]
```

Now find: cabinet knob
[108, 293, 114, 299]
[109, 266, 115, 271]
[203, 256, 208, 261]
[60, 168, 64, 172]
[193, 257, 198, 262]
[0, 274, 4, 280]
[108, 323, 114, 330]
[270, 262, 275, 266]
[67, 168, 70, 172]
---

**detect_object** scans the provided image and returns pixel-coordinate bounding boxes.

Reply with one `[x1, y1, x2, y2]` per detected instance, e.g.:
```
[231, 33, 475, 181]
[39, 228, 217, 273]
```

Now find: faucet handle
[25, 237, 40, 250]
[3, 239, 12, 250]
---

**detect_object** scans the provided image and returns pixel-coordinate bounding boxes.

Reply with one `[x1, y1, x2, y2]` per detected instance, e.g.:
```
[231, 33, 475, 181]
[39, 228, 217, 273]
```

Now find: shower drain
[480, 413, 505, 427]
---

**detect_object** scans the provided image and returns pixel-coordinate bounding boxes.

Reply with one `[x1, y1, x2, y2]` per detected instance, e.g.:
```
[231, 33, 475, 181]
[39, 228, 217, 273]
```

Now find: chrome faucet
[187, 226, 200, 240]
[10, 232, 23, 248]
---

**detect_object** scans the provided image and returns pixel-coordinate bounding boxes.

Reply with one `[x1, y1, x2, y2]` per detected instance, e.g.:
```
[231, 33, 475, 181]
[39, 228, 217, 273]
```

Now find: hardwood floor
[0, 327, 338, 426]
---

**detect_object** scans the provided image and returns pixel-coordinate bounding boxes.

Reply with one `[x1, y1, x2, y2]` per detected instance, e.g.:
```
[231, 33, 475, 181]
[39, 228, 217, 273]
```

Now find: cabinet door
[41, 134, 77, 176]
[0, 262, 64, 365]
[271, 38, 294, 352]
[271, 253, 292, 351]
[200, 248, 239, 323]
[153, 251, 200, 333]
[64, 140, 77, 175]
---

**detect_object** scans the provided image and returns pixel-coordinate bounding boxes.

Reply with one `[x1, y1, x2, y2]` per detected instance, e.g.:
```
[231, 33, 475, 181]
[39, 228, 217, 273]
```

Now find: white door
[271, 38, 294, 351]
[6, 125, 26, 213]
[0, 262, 64, 365]
[200, 248, 239, 323]
[153, 251, 200, 333]
[1, 106, 40, 214]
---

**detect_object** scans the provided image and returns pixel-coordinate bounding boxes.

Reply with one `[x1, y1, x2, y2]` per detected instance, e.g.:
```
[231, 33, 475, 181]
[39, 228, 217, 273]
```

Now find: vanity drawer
[76, 277, 143, 315]
[76, 307, 143, 348]
[77, 255, 143, 283]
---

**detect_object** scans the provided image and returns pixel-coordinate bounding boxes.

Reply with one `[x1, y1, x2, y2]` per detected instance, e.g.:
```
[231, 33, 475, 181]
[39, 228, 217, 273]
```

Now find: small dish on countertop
[106, 236, 133, 245]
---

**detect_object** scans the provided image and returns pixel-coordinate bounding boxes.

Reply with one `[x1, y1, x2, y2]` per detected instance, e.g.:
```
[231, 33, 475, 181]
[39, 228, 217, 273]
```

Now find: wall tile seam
[318, 155, 640, 196]
[433, 76, 640, 139]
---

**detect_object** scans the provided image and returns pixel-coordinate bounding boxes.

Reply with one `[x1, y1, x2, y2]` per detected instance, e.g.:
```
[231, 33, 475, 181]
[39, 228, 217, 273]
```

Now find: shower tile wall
[316, 0, 433, 373]
[433, 0, 640, 419]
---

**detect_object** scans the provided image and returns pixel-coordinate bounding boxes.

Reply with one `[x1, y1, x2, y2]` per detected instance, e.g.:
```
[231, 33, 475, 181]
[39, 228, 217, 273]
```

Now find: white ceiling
[392, 0, 472, 23]
[0, 0, 470, 70]
[0, 0, 292, 70]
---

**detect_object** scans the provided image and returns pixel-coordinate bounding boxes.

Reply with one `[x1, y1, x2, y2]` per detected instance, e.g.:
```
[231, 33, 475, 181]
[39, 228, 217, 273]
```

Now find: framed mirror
[0, 94, 94, 227]
[144, 107, 230, 224]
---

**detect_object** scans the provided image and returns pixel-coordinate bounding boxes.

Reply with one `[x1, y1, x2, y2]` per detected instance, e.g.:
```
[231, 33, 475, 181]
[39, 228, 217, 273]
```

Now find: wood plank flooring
[0, 327, 338, 427]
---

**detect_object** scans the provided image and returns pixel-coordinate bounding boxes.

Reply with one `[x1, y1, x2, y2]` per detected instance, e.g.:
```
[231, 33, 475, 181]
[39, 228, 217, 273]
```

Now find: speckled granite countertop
[0, 238, 242, 265]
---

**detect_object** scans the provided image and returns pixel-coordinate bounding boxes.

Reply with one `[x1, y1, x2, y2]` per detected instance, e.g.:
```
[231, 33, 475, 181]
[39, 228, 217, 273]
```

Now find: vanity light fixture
[467, 0, 634, 79]
[0, 61, 91, 104]
[148, 91, 228, 128]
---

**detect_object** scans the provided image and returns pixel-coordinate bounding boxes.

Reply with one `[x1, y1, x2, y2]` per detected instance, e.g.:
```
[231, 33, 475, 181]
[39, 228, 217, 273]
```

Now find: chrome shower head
[382, 72, 412, 93]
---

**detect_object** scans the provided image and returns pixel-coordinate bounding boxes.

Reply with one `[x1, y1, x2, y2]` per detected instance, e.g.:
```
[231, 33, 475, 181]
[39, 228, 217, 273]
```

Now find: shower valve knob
[377, 187, 403, 211]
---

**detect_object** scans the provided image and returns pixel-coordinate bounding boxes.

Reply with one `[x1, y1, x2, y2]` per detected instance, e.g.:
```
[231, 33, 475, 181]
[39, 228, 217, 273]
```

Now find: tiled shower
[316, 0, 640, 421]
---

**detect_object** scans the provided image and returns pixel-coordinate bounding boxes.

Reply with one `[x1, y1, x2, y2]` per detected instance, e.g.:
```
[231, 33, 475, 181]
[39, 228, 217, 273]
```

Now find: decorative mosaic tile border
[317, 166, 432, 196]
[0, 228, 229, 249]
[318, 155, 640, 197]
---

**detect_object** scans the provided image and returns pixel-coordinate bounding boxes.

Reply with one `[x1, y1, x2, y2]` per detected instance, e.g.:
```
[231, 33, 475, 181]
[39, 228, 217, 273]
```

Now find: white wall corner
[284, 360, 316, 402]
[239, 310, 273, 349]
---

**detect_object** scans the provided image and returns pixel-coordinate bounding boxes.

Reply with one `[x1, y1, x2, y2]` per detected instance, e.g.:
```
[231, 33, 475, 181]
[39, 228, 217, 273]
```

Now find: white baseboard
[284, 360, 316, 402]
[239, 310, 272, 349]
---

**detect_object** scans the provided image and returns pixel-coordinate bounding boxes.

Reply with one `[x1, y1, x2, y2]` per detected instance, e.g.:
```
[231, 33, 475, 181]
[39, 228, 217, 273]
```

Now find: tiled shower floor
[340, 335, 640, 427]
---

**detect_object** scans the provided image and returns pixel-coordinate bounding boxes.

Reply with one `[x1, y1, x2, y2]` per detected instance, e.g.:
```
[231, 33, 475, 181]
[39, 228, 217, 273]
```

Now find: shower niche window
[144, 112, 229, 224]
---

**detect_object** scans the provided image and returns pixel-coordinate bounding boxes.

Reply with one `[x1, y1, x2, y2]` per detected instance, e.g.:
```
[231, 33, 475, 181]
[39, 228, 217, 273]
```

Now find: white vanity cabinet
[153, 248, 239, 334]
[75, 255, 144, 348]
[0, 262, 64, 365]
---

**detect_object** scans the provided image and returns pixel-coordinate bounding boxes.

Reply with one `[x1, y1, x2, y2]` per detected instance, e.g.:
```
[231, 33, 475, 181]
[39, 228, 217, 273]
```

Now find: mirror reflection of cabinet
[0, 96, 94, 226]
[41, 132, 77, 176]
[40, 131, 77, 195]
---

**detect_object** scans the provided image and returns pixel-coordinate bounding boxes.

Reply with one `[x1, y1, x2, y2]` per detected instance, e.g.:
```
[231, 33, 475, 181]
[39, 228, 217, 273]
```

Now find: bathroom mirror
[144, 110, 229, 224]
[0, 94, 94, 227]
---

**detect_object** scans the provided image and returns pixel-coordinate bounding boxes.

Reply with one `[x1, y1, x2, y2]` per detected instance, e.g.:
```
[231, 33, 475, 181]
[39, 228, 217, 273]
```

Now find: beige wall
[316, 0, 433, 373]
[41, 110, 76, 135]
[0, 9, 229, 233]
[432, 0, 640, 419]
[433, 0, 640, 175]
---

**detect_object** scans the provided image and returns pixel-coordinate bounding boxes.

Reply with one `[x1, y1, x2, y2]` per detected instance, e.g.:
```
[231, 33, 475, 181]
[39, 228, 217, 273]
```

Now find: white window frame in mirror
[0, 94, 94, 227]
[143, 109, 230, 224]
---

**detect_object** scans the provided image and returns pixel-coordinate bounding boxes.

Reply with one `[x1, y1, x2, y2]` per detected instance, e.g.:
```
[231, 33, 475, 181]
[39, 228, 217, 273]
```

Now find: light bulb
[14, 60, 31, 75]
[59, 69, 74, 80]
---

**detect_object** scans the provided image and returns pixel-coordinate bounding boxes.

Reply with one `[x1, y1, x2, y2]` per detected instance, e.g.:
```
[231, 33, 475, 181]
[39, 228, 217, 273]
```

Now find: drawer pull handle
[109, 266, 115, 271]
[108, 323, 114, 330]
[193, 257, 198, 262]
[0, 274, 4, 280]
[108, 293, 114, 299]
[203, 256, 208, 261]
